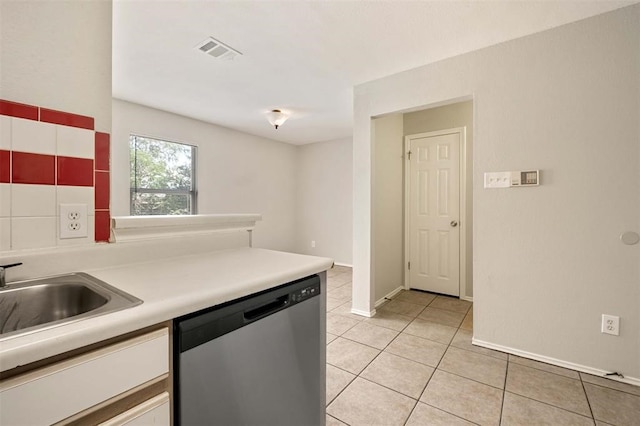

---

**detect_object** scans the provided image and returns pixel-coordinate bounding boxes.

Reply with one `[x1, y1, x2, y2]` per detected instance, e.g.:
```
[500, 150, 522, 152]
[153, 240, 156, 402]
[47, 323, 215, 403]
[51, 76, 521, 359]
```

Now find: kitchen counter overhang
[0, 247, 333, 373]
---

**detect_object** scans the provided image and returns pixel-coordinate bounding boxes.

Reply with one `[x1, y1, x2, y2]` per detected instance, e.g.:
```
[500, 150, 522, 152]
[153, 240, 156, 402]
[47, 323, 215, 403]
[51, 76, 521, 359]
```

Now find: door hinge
[407, 151, 412, 160]
[408, 261, 411, 270]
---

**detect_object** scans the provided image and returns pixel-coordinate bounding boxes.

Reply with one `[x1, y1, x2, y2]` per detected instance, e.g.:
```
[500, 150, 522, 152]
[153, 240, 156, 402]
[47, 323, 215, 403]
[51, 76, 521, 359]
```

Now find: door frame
[404, 127, 469, 299]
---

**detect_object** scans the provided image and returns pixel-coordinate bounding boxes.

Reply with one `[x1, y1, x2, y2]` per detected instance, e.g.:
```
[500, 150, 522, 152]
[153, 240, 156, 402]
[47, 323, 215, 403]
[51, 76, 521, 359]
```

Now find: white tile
[11, 217, 56, 250]
[11, 117, 56, 154]
[57, 217, 95, 247]
[56, 125, 94, 159]
[57, 186, 95, 212]
[11, 184, 56, 217]
[0, 218, 10, 251]
[0, 116, 11, 150]
[0, 184, 10, 217]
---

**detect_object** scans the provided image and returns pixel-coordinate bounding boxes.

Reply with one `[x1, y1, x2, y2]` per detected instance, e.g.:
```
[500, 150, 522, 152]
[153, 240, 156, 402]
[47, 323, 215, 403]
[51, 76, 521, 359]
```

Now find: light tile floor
[324, 266, 640, 426]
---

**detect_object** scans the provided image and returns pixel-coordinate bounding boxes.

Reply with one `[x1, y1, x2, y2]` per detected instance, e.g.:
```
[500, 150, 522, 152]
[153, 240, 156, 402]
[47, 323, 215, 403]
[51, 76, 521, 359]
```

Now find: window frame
[129, 134, 198, 216]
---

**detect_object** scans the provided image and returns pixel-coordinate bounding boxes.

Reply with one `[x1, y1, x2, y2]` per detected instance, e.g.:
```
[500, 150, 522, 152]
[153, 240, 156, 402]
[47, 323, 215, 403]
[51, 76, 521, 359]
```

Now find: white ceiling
[113, 0, 635, 145]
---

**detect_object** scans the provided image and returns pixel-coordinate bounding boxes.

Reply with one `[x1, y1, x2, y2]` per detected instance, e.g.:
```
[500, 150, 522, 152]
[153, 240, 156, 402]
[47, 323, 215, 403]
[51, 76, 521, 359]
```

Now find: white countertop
[0, 247, 333, 372]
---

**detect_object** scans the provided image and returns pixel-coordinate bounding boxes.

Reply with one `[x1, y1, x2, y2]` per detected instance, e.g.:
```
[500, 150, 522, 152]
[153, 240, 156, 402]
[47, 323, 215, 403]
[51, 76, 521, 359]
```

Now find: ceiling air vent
[196, 37, 242, 61]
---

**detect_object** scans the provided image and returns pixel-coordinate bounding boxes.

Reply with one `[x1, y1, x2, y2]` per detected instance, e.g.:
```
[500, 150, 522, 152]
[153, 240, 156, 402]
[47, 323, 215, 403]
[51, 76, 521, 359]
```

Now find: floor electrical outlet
[601, 314, 620, 336]
[60, 204, 88, 239]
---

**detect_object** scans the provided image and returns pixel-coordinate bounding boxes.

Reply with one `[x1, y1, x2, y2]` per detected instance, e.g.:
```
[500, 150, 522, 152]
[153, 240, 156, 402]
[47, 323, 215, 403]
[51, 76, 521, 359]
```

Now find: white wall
[112, 99, 298, 252]
[295, 138, 352, 265]
[372, 114, 404, 303]
[404, 101, 474, 298]
[354, 5, 640, 379]
[0, 0, 112, 132]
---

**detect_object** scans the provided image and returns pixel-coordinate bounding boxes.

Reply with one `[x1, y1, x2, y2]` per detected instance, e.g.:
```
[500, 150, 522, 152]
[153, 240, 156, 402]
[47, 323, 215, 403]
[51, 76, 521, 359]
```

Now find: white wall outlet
[601, 314, 620, 336]
[311, 240, 316, 248]
[60, 204, 88, 239]
[484, 172, 511, 188]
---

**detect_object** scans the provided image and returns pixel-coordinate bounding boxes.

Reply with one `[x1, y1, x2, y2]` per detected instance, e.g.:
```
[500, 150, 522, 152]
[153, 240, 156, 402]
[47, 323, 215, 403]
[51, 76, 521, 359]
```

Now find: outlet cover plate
[601, 314, 620, 336]
[60, 204, 88, 239]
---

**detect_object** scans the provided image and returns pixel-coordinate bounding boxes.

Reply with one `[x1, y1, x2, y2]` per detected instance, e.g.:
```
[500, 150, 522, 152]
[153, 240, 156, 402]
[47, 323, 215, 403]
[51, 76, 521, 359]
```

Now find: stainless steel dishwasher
[174, 274, 325, 426]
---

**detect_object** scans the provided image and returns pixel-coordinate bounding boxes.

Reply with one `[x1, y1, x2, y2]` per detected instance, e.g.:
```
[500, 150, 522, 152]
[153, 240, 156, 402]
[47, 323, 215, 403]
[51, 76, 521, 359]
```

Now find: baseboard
[472, 338, 640, 387]
[375, 286, 404, 308]
[334, 262, 353, 268]
[460, 296, 473, 302]
[351, 308, 376, 318]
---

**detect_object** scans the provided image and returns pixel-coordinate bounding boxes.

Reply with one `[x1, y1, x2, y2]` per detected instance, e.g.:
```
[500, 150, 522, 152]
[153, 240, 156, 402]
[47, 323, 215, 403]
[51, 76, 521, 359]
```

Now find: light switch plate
[484, 172, 511, 188]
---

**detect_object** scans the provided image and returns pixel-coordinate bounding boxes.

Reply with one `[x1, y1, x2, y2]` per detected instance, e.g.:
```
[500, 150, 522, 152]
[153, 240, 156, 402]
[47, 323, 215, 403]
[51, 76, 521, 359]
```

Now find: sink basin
[0, 273, 142, 340]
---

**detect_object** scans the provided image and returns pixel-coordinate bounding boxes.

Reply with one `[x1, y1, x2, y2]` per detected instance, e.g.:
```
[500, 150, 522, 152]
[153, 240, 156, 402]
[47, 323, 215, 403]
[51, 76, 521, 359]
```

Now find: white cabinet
[0, 328, 169, 426]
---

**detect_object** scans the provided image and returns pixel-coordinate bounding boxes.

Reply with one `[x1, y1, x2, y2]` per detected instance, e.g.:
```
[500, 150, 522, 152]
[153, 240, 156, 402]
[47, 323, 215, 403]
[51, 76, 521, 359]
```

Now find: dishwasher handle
[243, 295, 289, 322]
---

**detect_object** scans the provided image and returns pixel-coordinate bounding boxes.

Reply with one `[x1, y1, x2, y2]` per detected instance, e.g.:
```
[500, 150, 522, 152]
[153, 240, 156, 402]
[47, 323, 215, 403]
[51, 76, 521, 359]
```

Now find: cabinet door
[100, 392, 170, 426]
[0, 329, 168, 425]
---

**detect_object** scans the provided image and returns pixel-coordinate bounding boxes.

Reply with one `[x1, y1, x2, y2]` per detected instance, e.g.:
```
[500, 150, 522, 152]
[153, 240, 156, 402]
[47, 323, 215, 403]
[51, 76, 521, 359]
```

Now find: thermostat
[511, 170, 539, 186]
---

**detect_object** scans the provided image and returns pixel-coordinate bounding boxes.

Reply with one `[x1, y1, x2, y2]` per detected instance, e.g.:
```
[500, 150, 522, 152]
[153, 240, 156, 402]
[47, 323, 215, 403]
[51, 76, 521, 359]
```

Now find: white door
[407, 130, 460, 296]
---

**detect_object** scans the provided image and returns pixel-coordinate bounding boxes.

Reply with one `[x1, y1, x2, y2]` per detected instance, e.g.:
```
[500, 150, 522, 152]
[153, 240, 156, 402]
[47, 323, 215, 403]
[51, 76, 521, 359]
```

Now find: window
[130, 135, 197, 215]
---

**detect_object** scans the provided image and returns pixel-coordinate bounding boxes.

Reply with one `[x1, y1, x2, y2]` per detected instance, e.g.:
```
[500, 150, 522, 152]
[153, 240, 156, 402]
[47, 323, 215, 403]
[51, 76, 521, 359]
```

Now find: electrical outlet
[311, 240, 316, 248]
[60, 204, 88, 239]
[601, 314, 620, 336]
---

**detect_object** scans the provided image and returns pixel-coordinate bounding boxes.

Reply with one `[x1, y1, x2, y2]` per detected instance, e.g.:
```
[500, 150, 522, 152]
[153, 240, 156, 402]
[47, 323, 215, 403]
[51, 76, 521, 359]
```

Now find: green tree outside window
[130, 135, 197, 215]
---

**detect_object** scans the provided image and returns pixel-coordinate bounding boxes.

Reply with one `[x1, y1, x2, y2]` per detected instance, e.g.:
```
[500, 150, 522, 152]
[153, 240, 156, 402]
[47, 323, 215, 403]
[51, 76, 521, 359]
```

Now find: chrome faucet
[0, 263, 22, 288]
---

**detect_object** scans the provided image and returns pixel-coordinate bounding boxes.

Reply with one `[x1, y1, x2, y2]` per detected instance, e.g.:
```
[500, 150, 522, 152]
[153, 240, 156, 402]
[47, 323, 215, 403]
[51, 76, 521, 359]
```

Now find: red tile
[0, 99, 39, 121]
[95, 210, 111, 242]
[57, 156, 93, 186]
[0, 150, 9, 183]
[40, 108, 94, 130]
[95, 132, 110, 171]
[12, 152, 55, 185]
[95, 171, 110, 210]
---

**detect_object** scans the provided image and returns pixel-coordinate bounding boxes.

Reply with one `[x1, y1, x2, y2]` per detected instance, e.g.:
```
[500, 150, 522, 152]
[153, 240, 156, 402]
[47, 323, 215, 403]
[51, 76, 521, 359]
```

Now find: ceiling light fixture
[265, 109, 289, 130]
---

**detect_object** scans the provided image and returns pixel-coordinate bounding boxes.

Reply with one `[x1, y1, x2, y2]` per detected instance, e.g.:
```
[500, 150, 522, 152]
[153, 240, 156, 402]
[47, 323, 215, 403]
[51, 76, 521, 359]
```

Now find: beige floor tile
[460, 310, 473, 330]
[450, 329, 508, 360]
[330, 300, 365, 320]
[394, 290, 437, 306]
[342, 322, 399, 350]
[328, 272, 352, 285]
[580, 373, 640, 397]
[327, 280, 349, 291]
[421, 370, 503, 426]
[406, 402, 475, 425]
[327, 285, 353, 301]
[332, 265, 352, 274]
[384, 333, 447, 367]
[379, 299, 425, 317]
[327, 333, 338, 344]
[326, 415, 347, 426]
[326, 337, 380, 374]
[327, 296, 346, 312]
[327, 378, 416, 426]
[439, 346, 507, 389]
[404, 318, 458, 345]
[595, 421, 614, 426]
[506, 363, 591, 417]
[365, 310, 413, 332]
[501, 391, 594, 426]
[585, 383, 640, 426]
[360, 352, 434, 399]
[326, 364, 356, 405]
[418, 307, 466, 327]
[509, 354, 580, 379]
[326, 312, 360, 335]
[429, 295, 472, 313]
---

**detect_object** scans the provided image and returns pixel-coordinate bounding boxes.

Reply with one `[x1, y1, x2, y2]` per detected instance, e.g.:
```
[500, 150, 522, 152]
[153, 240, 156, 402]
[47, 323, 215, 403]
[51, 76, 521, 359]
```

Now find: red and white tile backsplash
[0, 99, 110, 251]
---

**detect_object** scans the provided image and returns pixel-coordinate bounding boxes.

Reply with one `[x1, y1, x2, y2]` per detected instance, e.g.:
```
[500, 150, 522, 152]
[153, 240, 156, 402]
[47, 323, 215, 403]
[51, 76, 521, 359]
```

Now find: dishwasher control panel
[291, 281, 321, 304]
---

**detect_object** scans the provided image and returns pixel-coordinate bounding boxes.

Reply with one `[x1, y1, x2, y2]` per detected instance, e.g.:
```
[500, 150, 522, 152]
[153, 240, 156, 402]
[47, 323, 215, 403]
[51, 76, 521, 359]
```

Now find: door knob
[450, 220, 458, 227]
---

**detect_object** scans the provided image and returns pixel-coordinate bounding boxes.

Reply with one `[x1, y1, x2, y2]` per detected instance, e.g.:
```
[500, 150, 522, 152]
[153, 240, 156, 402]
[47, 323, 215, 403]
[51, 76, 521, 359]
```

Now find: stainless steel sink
[0, 273, 142, 340]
